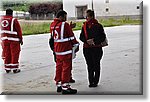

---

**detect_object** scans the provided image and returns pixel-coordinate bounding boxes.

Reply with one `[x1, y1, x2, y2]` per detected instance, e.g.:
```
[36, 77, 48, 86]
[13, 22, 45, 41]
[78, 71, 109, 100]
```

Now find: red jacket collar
[86, 19, 98, 24]
[85, 19, 98, 28]
[54, 18, 63, 22]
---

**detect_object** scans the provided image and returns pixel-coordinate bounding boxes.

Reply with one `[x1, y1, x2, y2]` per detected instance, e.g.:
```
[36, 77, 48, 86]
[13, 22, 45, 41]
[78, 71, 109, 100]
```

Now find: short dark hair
[86, 9, 95, 18]
[6, 9, 13, 16]
[56, 10, 67, 18]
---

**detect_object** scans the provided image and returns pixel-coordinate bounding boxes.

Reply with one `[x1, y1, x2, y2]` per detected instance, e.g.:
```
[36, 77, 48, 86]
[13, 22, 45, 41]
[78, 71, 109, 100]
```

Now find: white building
[63, 0, 142, 19]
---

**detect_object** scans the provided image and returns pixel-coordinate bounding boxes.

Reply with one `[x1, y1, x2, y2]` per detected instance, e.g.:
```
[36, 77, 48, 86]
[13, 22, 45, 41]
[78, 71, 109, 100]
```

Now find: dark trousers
[53, 52, 57, 62]
[83, 47, 103, 85]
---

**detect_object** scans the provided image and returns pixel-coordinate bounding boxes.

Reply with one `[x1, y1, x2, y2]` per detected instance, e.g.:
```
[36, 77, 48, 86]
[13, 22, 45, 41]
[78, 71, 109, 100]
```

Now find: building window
[106, 0, 109, 3]
[76, 5, 87, 19]
[137, 6, 140, 9]
[106, 7, 109, 12]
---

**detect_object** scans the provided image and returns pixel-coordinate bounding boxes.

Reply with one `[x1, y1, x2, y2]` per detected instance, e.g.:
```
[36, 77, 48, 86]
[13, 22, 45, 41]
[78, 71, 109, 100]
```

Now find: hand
[87, 38, 95, 46]
[70, 21, 76, 28]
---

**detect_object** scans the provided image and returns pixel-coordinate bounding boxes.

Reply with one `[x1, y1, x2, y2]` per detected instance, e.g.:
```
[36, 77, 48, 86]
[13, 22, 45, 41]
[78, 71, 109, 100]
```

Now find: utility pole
[91, 0, 94, 10]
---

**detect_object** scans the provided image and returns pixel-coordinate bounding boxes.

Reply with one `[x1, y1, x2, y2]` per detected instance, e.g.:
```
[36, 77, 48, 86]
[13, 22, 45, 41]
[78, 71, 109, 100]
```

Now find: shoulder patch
[1, 20, 9, 27]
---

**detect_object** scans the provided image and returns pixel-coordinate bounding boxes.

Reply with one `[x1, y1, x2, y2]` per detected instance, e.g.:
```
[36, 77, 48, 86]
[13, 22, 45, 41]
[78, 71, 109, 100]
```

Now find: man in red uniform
[0, 9, 23, 73]
[50, 10, 79, 94]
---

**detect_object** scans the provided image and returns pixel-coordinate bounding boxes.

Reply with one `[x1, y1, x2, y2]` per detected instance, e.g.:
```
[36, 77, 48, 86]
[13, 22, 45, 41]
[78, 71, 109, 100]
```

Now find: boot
[56, 82, 62, 92]
[62, 83, 77, 94]
[62, 88, 77, 94]
[57, 86, 62, 92]
[69, 78, 75, 83]
[5, 69, 11, 73]
[13, 69, 21, 73]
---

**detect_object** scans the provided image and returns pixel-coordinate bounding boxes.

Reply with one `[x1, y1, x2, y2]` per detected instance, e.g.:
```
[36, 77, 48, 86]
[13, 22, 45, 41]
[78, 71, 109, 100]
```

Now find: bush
[28, 2, 63, 15]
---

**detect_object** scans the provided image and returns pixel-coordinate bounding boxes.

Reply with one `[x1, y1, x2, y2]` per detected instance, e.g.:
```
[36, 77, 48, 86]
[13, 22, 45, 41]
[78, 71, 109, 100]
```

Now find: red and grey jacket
[0, 16, 22, 42]
[80, 19, 106, 48]
[50, 18, 79, 60]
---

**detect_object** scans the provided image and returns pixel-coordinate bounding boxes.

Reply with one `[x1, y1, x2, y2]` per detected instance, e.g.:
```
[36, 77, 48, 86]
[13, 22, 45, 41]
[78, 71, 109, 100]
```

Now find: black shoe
[69, 78, 75, 83]
[92, 84, 98, 87]
[62, 88, 77, 94]
[57, 86, 62, 92]
[89, 84, 93, 88]
[89, 84, 98, 88]
[5, 70, 11, 73]
[13, 69, 21, 73]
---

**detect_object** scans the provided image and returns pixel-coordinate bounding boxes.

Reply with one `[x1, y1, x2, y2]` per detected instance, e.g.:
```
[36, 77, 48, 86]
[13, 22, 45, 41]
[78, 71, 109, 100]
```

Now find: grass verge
[20, 18, 142, 35]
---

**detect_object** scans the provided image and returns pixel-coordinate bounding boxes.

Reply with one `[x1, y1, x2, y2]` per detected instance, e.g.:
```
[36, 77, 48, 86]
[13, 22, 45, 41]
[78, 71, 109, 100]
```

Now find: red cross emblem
[1, 20, 9, 27]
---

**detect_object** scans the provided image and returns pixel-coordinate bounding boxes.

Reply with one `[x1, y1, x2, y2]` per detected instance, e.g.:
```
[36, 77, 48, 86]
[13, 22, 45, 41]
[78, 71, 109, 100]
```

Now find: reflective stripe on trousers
[55, 50, 72, 55]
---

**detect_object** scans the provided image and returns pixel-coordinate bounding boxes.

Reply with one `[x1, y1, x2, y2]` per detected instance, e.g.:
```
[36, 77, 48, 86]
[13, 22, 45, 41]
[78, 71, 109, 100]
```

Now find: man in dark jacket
[80, 9, 106, 87]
